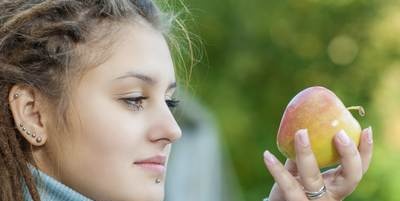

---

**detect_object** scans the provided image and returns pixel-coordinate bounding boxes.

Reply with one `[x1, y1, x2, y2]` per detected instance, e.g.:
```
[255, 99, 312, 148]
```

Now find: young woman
[0, 1, 373, 201]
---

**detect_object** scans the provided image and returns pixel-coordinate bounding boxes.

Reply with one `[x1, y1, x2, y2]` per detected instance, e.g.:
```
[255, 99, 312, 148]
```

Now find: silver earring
[13, 93, 20, 99]
[18, 123, 43, 144]
[155, 178, 161, 184]
[19, 123, 28, 134]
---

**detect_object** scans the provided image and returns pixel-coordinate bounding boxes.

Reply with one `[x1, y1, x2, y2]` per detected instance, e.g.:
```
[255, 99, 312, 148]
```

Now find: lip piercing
[155, 178, 161, 184]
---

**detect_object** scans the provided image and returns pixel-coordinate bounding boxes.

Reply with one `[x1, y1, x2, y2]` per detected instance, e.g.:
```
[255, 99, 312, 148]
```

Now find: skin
[265, 128, 373, 201]
[9, 19, 181, 201]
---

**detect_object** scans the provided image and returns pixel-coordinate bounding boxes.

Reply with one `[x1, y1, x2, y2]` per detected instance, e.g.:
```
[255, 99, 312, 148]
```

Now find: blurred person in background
[165, 89, 245, 201]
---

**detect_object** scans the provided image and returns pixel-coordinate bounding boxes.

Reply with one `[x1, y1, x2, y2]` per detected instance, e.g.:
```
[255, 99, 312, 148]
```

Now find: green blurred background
[172, 0, 400, 200]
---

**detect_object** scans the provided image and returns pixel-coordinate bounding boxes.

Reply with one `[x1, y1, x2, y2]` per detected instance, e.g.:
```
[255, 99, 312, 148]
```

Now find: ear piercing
[13, 93, 20, 99]
[155, 178, 161, 184]
[15, 93, 42, 143]
[19, 123, 42, 143]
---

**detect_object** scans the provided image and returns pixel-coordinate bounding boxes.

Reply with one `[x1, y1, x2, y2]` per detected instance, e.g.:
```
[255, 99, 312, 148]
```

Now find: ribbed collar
[23, 164, 92, 201]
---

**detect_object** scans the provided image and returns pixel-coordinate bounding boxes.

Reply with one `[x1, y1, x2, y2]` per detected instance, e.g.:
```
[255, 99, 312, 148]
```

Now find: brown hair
[0, 1, 188, 200]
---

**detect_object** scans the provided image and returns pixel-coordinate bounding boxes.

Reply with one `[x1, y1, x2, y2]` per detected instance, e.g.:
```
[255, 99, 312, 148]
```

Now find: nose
[148, 105, 182, 144]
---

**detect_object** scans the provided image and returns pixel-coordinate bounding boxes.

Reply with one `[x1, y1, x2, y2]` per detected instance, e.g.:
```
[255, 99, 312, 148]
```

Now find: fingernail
[264, 150, 276, 165]
[296, 129, 309, 147]
[366, 126, 373, 144]
[337, 130, 350, 145]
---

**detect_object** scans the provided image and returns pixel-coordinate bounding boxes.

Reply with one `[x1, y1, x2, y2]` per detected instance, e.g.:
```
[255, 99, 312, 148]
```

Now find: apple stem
[346, 106, 366, 117]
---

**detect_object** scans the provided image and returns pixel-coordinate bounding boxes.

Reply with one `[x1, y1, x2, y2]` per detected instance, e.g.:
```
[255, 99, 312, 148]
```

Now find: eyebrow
[113, 71, 177, 90]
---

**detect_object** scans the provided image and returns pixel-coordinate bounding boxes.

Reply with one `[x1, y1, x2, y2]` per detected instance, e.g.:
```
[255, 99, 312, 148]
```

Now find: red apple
[277, 86, 364, 168]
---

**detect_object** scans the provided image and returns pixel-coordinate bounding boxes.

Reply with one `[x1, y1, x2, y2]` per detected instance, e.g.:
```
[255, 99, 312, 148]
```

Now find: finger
[294, 129, 326, 193]
[284, 159, 303, 185]
[334, 130, 363, 189]
[358, 127, 373, 174]
[263, 150, 308, 201]
[284, 159, 298, 176]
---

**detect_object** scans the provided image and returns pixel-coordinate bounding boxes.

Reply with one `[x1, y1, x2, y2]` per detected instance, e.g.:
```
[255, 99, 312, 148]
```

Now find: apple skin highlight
[277, 86, 362, 168]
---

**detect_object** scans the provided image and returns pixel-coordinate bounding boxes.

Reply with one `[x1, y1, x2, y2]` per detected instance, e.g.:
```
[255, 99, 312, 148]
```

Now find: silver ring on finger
[304, 185, 327, 200]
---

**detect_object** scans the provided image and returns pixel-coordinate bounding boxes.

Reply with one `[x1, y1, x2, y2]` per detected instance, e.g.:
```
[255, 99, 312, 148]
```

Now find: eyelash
[121, 96, 180, 112]
[166, 99, 180, 109]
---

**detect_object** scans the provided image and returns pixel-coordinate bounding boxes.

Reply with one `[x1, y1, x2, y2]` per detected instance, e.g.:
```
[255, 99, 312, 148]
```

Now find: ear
[8, 84, 49, 146]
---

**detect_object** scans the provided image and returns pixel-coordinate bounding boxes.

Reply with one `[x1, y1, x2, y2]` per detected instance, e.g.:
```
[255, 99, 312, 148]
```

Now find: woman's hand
[264, 127, 373, 201]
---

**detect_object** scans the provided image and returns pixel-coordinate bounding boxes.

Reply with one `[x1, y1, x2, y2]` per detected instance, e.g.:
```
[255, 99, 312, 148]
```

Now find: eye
[166, 99, 180, 109]
[121, 96, 148, 112]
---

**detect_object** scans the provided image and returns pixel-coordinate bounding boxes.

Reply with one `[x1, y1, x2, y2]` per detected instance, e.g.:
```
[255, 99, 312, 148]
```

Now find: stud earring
[36, 136, 42, 143]
[155, 178, 161, 184]
[19, 123, 26, 133]
[18, 123, 43, 144]
[19, 123, 31, 136]
[13, 93, 20, 99]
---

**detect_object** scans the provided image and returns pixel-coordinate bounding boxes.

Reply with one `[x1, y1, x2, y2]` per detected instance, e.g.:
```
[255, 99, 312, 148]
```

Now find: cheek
[71, 92, 147, 162]
[59, 93, 156, 201]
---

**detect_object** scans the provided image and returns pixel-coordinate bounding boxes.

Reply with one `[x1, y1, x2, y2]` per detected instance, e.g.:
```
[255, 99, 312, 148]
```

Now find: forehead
[79, 21, 176, 87]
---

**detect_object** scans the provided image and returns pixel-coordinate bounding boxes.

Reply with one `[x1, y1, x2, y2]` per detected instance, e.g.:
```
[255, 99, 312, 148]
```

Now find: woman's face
[47, 21, 182, 201]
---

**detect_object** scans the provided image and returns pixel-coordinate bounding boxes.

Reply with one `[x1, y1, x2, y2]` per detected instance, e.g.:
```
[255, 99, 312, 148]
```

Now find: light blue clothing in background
[23, 164, 92, 201]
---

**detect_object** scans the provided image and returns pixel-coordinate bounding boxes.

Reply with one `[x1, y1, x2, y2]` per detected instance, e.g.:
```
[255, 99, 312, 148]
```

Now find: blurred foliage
[176, 0, 400, 200]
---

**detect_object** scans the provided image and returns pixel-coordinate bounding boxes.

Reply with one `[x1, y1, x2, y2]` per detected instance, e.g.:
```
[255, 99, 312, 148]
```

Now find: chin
[100, 183, 165, 201]
[134, 183, 165, 201]
[148, 185, 165, 201]
[139, 192, 165, 201]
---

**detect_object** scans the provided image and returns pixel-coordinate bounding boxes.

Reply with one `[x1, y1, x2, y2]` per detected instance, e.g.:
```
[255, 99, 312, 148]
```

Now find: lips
[134, 155, 166, 165]
[134, 155, 166, 174]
